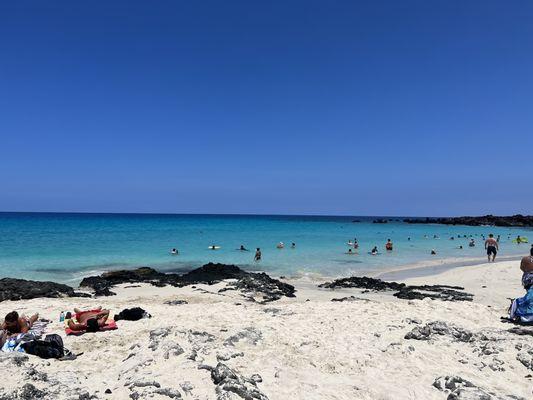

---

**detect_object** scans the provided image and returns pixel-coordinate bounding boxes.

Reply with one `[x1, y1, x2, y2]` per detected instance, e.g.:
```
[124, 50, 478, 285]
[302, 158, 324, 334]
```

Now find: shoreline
[375, 254, 524, 281]
[0, 253, 527, 289]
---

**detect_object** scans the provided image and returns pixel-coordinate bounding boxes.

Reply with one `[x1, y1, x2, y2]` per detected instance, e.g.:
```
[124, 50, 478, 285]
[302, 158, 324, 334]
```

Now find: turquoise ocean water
[0, 213, 531, 285]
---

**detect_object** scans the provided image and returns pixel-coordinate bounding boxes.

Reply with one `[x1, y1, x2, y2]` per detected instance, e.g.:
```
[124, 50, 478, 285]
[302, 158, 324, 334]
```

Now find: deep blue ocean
[0, 213, 530, 284]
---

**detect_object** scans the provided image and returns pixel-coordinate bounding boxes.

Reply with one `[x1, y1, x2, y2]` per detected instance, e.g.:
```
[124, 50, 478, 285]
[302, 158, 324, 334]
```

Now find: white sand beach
[0, 259, 531, 399]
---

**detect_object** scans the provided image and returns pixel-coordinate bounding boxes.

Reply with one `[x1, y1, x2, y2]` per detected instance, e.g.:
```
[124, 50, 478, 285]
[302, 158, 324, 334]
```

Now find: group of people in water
[168, 232, 527, 263]
[343, 233, 527, 262]
[170, 241, 297, 262]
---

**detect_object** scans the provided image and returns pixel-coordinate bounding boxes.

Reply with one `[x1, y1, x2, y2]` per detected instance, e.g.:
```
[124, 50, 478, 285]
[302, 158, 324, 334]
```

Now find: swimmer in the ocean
[171, 248, 178, 255]
[254, 248, 262, 261]
[238, 245, 249, 251]
[371, 246, 378, 255]
[431, 249, 436, 255]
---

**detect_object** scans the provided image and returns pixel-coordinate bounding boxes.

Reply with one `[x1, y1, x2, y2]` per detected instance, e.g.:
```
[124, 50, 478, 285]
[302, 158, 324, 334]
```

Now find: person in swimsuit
[484, 233, 499, 262]
[385, 239, 393, 251]
[67, 306, 110, 332]
[371, 246, 378, 255]
[239, 245, 249, 251]
[254, 248, 262, 262]
[1, 311, 39, 336]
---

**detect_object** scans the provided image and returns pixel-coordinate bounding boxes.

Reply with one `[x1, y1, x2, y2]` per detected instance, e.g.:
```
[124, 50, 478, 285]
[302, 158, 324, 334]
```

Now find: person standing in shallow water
[485, 233, 499, 262]
[254, 248, 262, 262]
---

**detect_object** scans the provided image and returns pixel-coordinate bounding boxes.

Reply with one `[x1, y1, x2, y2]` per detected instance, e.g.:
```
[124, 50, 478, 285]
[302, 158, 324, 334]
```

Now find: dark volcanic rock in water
[0, 278, 88, 302]
[403, 214, 533, 227]
[80, 263, 295, 302]
[319, 277, 473, 302]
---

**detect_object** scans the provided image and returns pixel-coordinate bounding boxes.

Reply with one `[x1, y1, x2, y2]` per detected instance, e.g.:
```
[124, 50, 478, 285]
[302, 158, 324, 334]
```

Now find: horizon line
[0, 210, 528, 219]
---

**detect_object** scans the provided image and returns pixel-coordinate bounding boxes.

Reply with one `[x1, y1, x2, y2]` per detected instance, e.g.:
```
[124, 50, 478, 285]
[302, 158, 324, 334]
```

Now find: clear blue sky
[1, 1, 532, 216]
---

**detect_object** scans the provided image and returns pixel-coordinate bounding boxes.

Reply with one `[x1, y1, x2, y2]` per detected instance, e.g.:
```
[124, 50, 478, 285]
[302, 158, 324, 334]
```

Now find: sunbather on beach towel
[67, 307, 110, 332]
[1, 311, 39, 336]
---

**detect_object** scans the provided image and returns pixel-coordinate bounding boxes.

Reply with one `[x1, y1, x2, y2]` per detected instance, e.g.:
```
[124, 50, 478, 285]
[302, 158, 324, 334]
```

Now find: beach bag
[21, 334, 65, 359]
[509, 287, 533, 323]
[114, 307, 150, 321]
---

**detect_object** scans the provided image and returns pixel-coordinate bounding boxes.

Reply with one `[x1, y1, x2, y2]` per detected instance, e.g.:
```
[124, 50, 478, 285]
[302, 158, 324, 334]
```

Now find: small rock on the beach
[405, 321, 473, 342]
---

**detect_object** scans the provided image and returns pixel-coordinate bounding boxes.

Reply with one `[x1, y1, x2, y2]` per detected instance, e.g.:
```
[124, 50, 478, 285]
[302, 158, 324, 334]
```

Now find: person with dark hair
[385, 239, 393, 251]
[254, 248, 262, 262]
[1, 311, 39, 335]
[485, 233, 499, 262]
[66, 307, 110, 332]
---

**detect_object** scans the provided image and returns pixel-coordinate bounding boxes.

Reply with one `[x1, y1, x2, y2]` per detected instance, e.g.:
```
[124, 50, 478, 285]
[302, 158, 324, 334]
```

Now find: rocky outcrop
[319, 276, 473, 302]
[405, 321, 474, 342]
[403, 214, 533, 227]
[433, 375, 527, 400]
[0, 278, 89, 302]
[208, 362, 269, 400]
[319, 276, 404, 291]
[80, 263, 295, 303]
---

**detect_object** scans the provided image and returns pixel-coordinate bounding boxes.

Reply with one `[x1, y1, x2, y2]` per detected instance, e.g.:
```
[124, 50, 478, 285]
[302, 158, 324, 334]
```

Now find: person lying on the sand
[67, 307, 110, 332]
[1, 311, 39, 336]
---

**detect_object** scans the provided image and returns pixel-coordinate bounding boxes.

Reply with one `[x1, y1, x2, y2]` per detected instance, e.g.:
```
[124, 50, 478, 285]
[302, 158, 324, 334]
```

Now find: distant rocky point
[403, 214, 533, 227]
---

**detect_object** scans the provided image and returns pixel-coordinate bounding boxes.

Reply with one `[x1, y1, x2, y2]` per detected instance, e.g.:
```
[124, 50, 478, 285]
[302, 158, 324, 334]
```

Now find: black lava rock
[319, 277, 473, 302]
[80, 263, 295, 303]
[403, 214, 533, 227]
[0, 278, 87, 302]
